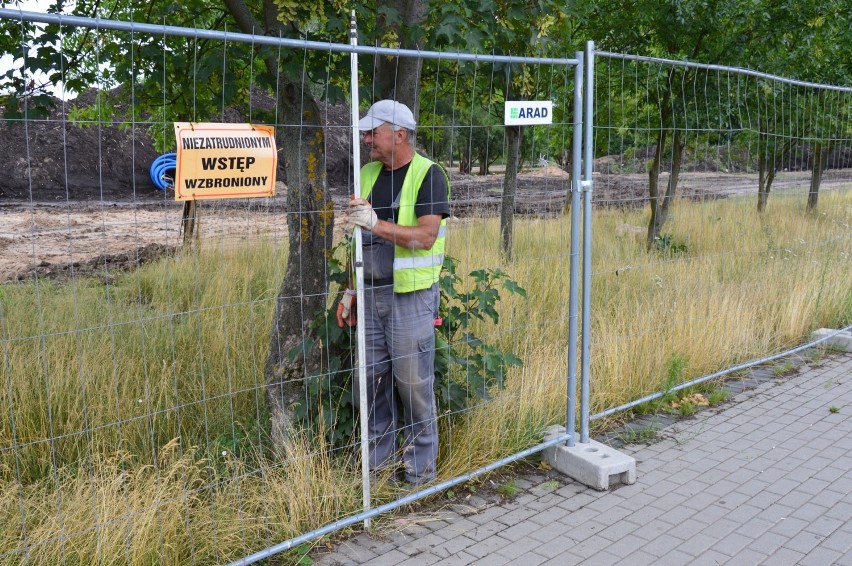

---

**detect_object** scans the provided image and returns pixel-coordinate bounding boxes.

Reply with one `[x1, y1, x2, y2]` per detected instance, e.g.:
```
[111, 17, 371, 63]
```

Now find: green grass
[497, 480, 522, 498]
[707, 389, 730, 405]
[1, 186, 851, 563]
[773, 361, 797, 376]
[618, 424, 659, 444]
[677, 400, 698, 417]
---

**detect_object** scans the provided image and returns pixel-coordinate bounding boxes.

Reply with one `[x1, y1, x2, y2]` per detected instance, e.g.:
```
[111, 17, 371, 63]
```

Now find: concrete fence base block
[543, 425, 637, 491]
[811, 328, 852, 353]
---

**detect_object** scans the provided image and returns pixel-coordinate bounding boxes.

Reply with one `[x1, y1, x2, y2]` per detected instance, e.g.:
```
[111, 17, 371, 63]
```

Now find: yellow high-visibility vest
[360, 153, 449, 293]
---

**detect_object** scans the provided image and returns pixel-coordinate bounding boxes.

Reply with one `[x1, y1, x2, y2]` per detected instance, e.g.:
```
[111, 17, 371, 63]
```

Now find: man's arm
[344, 163, 448, 248]
[370, 214, 442, 250]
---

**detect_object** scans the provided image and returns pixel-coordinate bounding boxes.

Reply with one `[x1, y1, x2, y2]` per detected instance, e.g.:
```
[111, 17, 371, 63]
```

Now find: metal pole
[348, 10, 371, 530]
[566, 52, 583, 447]
[580, 40, 595, 444]
[565, 51, 583, 446]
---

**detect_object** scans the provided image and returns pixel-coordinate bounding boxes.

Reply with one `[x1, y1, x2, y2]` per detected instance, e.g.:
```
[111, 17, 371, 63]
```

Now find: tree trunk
[374, 0, 426, 115]
[647, 70, 676, 248]
[264, 90, 334, 456]
[757, 134, 790, 213]
[224, 0, 334, 456]
[648, 129, 685, 247]
[500, 125, 522, 260]
[807, 141, 829, 212]
[757, 133, 770, 214]
[647, 127, 667, 247]
[660, 130, 685, 230]
[459, 147, 471, 174]
[563, 169, 573, 216]
[478, 150, 489, 176]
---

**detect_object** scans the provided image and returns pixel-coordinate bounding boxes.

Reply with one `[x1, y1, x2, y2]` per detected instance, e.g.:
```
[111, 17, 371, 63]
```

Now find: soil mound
[0, 91, 160, 202]
[0, 88, 354, 203]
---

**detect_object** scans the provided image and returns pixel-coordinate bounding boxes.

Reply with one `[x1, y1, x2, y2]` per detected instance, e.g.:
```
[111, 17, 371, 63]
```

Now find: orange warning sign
[174, 122, 277, 201]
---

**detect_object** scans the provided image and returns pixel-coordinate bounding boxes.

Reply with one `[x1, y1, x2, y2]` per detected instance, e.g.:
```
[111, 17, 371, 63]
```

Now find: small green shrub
[434, 256, 527, 411]
[660, 353, 688, 404]
[291, 240, 527, 449]
[654, 233, 690, 256]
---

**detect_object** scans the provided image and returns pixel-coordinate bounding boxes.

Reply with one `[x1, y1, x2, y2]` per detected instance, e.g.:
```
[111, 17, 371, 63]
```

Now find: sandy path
[0, 203, 294, 281]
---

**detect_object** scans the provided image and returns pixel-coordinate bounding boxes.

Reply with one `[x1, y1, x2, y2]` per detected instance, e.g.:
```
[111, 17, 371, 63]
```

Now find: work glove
[343, 197, 378, 231]
[336, 289, 357, 328]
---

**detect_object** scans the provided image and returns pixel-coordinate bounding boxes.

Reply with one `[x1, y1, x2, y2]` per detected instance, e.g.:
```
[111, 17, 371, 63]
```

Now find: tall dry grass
[1, 187, 851, 563]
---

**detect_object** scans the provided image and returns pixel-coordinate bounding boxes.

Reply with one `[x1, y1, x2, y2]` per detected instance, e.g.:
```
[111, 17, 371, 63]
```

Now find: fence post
[580, 40, 595, 444]
[566, 51, 584, 447]
[348, 10, 372, 531]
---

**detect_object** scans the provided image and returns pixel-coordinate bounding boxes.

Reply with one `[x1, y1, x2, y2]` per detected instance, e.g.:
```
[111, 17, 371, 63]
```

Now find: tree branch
[222, 0, 265, 35]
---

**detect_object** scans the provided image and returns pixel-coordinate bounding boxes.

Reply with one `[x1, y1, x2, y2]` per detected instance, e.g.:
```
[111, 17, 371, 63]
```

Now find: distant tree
[583, 0, 752, 245]
[430, 0, 571, 260]
[736, 0, 852, 212]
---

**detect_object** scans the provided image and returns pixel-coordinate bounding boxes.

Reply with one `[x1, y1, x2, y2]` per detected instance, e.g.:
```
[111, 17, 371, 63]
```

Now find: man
[340, 100, 450, 486]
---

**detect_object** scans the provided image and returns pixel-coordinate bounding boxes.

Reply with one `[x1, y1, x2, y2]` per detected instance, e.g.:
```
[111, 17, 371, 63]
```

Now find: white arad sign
[504, 100, 553, 126]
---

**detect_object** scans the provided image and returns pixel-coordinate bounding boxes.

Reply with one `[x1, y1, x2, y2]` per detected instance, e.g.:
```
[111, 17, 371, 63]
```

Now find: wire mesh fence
[2, 7, 851, 564]
[588, 52, 852, 423]
[0, 10, 582, 564]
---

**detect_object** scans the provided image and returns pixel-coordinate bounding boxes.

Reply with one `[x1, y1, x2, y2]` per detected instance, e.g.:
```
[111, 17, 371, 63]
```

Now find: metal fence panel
[589, 49, 852, 425]
[0, 10, 581, 564]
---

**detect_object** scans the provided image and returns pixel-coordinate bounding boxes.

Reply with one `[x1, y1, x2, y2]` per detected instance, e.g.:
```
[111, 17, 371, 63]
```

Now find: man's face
[362, 123, 399, 167]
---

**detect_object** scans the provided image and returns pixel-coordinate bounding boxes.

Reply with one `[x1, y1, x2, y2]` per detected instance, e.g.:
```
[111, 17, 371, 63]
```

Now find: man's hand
[336, 289, 356, 328]
[343, 197, 378, 231]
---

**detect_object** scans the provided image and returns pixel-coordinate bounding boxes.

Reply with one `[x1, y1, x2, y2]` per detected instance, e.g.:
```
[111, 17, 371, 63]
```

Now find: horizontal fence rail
[598, 50, 852, 93]
[0, 9, 579, 66]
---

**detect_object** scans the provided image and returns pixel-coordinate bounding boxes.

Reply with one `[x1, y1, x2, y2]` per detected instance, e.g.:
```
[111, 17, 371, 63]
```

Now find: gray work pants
[355, 283, 439, 483]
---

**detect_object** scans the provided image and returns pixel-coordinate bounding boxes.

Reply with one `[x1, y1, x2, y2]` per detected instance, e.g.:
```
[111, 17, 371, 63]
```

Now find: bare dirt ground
[0, 201, 290, 281]
[4, 166, 846, 283]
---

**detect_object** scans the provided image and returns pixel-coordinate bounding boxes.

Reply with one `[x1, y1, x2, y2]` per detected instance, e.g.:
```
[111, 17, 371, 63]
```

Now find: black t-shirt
[367, 162, 451, 222]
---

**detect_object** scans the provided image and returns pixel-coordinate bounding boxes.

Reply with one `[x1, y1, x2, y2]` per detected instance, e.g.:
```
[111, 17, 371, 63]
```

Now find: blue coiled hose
[150, 153, 176, 191]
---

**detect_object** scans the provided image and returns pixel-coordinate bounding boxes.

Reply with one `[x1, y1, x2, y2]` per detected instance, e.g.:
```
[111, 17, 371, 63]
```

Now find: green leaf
[469, 269, 489, 282]
[502, 279, 527, 298]
[287, 336, 315, 362]
[461, 333, 483, 348]
[504, 353, 523, 367]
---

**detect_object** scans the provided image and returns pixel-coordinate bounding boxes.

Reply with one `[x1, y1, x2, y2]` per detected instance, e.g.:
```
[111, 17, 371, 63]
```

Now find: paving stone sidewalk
[314, 353, 852, 565]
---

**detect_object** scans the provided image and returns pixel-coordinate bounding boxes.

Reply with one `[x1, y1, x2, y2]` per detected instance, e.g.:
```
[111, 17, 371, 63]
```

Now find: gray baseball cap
[358, 100, 416, 131]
